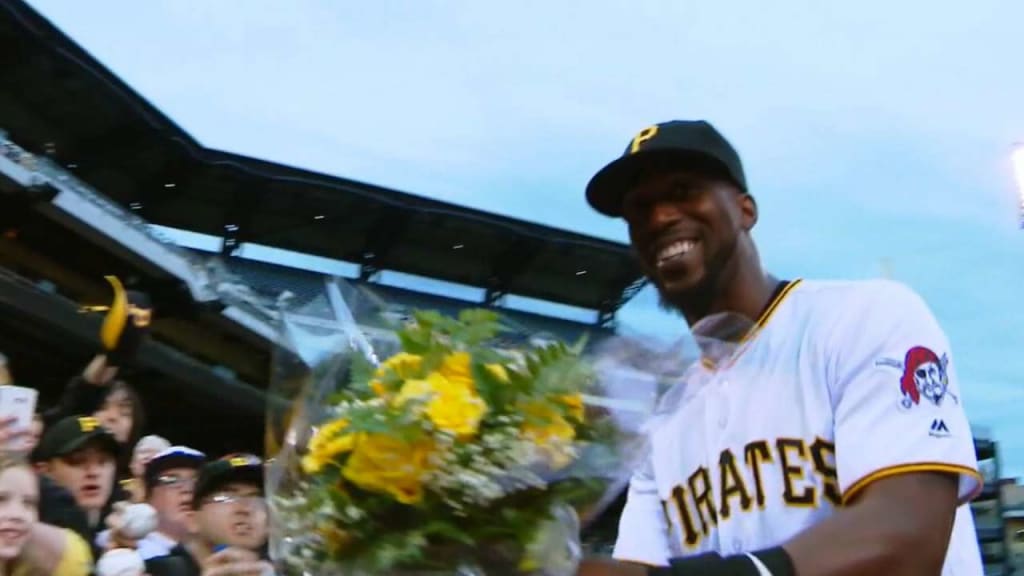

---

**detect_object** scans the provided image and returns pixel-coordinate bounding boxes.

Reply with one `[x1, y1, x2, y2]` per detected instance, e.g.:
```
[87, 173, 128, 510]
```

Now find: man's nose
[648, 201, 685, 229]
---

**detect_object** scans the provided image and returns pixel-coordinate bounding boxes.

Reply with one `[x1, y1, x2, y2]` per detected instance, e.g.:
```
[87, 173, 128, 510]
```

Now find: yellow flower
[369, 353, 423, 397]
[370, 380, 387, 396]
[424, 376, 488, 438]
[523, 412, 575, 445]
[302, 418, 355, 473]
[307, 418, 352, 452]
[342, 433, 434, 504]
[437, 351, 474, 386]
[320, 523, 353, 555]
[520, 401, 577, 470]
[397, 372, 488, 438]
[395, 376, 437, 406]
[558, 393, 585, 422]
[301, 453, 328, 474]
[484, 363, 509, 383]
[375, 352, 424, 380]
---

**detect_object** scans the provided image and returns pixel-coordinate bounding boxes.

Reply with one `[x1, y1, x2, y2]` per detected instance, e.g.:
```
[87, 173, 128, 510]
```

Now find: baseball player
[577, 120, 984, 575]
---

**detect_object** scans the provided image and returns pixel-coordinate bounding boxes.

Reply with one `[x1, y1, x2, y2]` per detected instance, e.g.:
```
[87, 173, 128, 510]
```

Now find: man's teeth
[657, 240, 696, 263]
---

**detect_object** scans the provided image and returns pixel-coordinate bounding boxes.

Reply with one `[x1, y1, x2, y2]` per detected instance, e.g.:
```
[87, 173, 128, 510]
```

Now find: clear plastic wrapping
[264, 279, 660, 575]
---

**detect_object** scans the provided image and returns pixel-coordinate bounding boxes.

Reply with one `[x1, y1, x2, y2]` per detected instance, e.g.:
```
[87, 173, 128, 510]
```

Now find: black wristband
[648, 552, 759, 575]
[751, 547, 796, 576]
[649, 547, 795, 576]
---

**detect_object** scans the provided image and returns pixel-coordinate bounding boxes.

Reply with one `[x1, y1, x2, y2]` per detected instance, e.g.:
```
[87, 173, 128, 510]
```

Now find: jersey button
[718, 414, 728, 429]
[732, 540, 743, 553]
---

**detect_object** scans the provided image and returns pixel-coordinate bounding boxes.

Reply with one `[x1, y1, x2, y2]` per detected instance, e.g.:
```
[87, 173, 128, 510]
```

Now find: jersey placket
[702, 365, 729, 554]
[716, 370, 749, 556]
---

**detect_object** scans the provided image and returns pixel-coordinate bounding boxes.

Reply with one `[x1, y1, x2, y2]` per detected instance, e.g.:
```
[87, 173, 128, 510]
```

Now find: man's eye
[671, 182, 698, 198]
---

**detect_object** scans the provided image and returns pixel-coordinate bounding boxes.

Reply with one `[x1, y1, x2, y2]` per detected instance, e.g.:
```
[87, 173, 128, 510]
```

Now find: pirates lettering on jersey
[610, 279, 984, 572]
[665, 437, 840, 550]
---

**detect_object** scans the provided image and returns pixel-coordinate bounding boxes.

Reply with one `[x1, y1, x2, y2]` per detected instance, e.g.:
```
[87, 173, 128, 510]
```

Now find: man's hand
[201, 547, 273, 576]
[82, 354, 119, 386]
[104, 502, 142, 551]
[99, 276, 152, 368]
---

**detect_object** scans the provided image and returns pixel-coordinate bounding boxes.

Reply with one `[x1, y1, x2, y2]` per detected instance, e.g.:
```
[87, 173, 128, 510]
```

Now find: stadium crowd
[0, 284, 272, 576]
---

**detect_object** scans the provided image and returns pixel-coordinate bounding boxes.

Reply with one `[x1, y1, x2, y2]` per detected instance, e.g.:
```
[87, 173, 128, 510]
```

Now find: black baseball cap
[144, 446, 206, 493]
[34, 415, 119, 462]
[585, 120, 747, 217]
[192, 453, 264, 509]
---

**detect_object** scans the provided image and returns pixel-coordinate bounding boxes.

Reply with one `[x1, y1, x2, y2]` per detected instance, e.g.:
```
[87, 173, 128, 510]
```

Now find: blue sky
[27, 1, 1024, 477]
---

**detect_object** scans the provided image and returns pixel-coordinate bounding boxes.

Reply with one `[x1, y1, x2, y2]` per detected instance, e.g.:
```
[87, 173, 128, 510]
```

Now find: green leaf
[420, 520, 476, 545]
[397, 328, 431, 355]
[453, 308, 503, 345]
[413, 309, 445, 328]
[569, 332, 591, 355]
[345, 353, 378, 395]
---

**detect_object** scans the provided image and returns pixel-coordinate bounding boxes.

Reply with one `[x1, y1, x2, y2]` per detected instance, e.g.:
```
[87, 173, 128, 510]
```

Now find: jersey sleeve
[827, 281, 982, 505]
[612, 452, 672, 567]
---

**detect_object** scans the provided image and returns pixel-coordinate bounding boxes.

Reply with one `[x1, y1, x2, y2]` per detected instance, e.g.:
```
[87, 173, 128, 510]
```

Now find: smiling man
[578, 121, 984, 575]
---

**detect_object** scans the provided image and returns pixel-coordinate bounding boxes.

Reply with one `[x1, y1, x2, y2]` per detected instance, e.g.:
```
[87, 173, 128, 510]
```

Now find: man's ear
[739, 193, 758, 231]
[35, 461, 50, 475]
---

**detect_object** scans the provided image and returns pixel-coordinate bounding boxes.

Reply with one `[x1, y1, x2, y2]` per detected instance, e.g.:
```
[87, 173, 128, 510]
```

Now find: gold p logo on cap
[78, 416, 100, 432]
[229, 455, 259, 467]
[630, 125, 659, 154]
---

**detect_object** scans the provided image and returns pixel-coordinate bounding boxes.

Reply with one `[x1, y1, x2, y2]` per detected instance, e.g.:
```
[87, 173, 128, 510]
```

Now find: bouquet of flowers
[266, 284, 649, 575]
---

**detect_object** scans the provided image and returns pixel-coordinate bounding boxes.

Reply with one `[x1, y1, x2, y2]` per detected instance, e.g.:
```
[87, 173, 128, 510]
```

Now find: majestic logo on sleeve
[877, 346, 956, 410]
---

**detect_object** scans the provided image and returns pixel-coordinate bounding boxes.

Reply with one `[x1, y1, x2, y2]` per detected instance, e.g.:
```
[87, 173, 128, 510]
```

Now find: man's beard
[654, 235, 737, 321]
[657, 278, 715, 317]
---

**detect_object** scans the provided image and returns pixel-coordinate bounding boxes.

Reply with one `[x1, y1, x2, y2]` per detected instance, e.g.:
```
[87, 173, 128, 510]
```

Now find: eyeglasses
[206, 493, 266, 509]
[156, 474, 195, 490]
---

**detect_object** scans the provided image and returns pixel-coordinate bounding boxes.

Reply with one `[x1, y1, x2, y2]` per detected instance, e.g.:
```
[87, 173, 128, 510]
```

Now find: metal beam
[484, 283, 507, 306]
[37, 186, 217, 302]
[218, 183, 262, 257]
[483, 238, 546, 304]
[0, 151, 47, 191]
[359, 259, 381, 282]
[58, 127, 148, 168]
[361, 207, 413, 262]
[595, 276, 649, 328]
[351, 207, 415, 281]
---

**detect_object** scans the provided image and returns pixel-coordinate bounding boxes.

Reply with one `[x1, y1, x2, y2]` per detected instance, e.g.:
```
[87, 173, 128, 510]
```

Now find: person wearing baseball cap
[34, 415, 121, 555]
[576, 121, 983, 575]
[99, 445, 206, 561]
[152, 453, 270, 576]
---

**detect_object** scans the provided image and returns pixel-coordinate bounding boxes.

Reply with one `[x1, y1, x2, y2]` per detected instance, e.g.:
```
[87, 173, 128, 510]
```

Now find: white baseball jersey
[614, 279, 984, 575]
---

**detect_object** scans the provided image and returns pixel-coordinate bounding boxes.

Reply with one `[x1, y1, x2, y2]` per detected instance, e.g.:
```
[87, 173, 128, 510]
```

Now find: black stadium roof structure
[0, 1, 646, 323]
